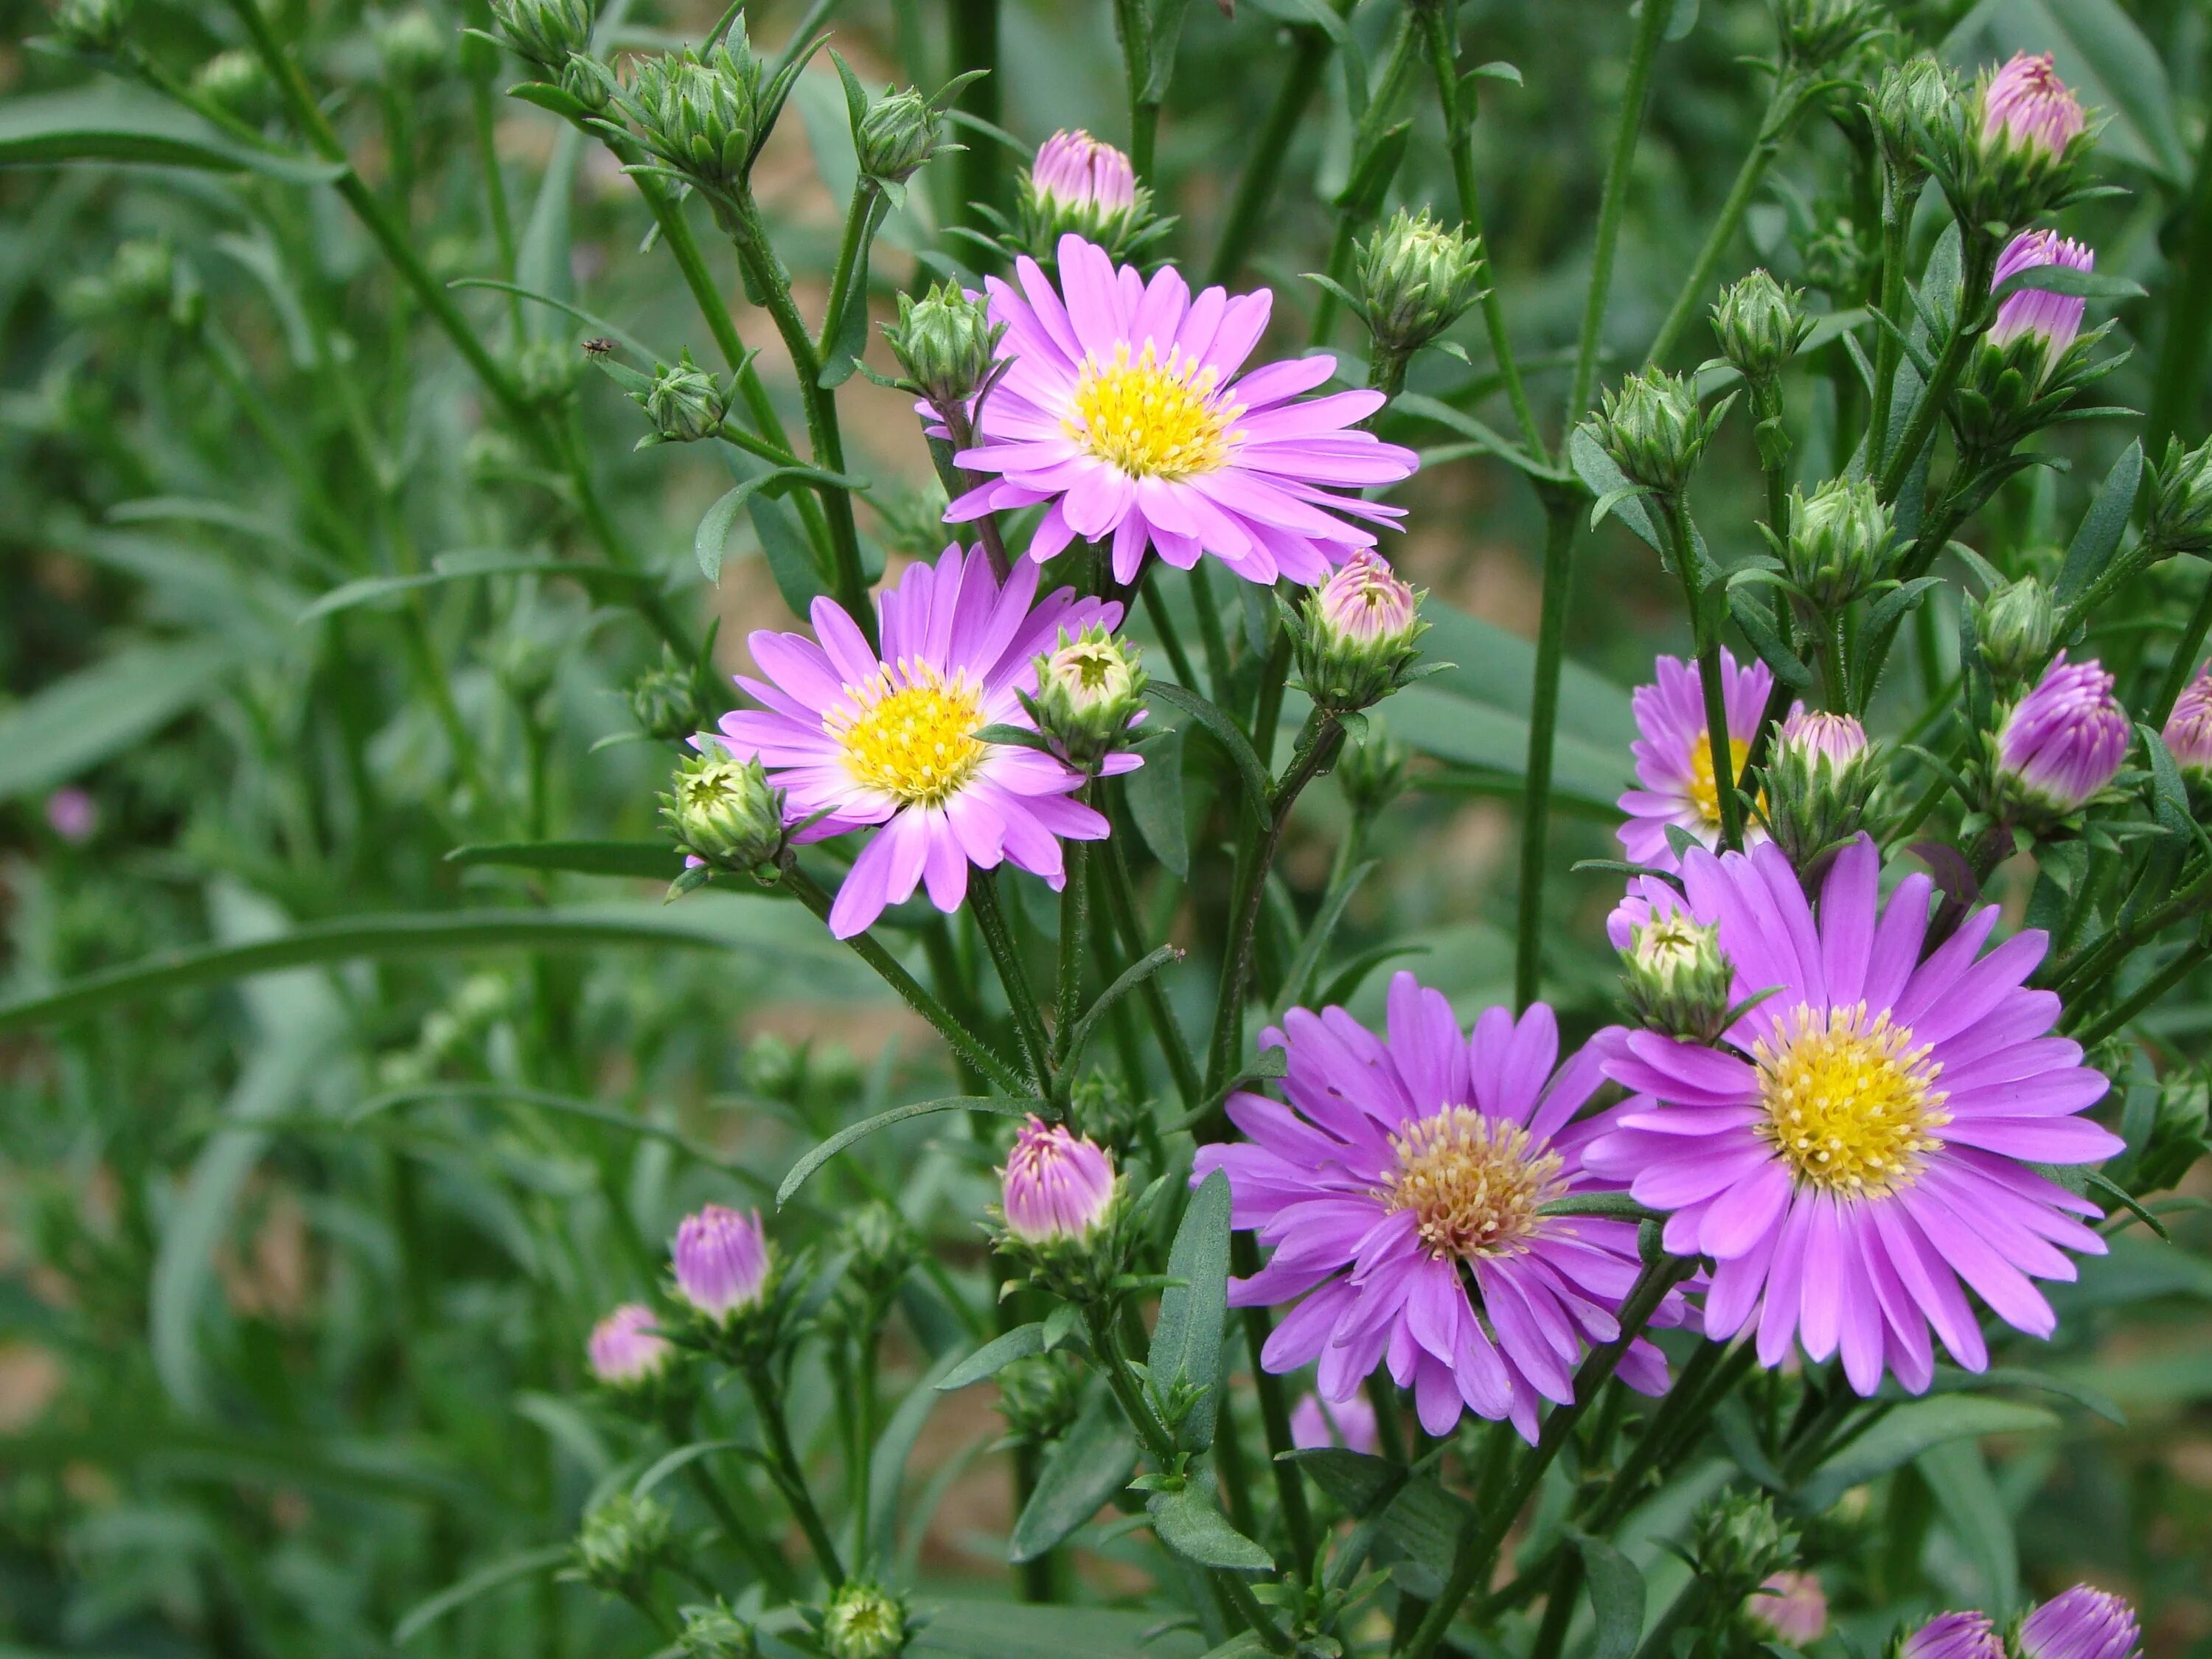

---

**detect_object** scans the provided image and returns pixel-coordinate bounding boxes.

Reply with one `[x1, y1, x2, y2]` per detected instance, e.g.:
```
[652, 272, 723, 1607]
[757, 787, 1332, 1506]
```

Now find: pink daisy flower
[1620, 650, 1773, 869]
[945, 233, 1419, 586]
[715, 543, 1135, 939]
[1193, 973, 1688, 1441]
[1587, 836, 2123, 1397]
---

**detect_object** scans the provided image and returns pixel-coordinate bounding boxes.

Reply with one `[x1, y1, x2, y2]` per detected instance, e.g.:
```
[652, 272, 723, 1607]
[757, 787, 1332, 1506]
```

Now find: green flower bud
[1066, 1071, 1145, 1157]
[1336, 723, 1408, 819]
[1590, 367, 1713, 497]
[1621, 911, 1735, 1043]
[1772, 0, 1885, 74]
[487, 0, 594, 75]
[634, 349, 731, 445]
[107, 237, 175, 314]
[821, 1580, 910, 1659]
[375, 10, 447, 84]
[855, 86, 942, 186]
[1691, 1491, 1798, 1597]
[995, 1352, 1084, 1444]
[1972, 574, 2055, 686]
[616, 44, 766, 195]
[573, 1492, 672, 1599]
[1868, 56, 1957, 182]
[882, 282, 1004, 408]
[1758, 708, 1882, 874]
[661, 743, 786, 874]
[50, 0, 129, 55]
[1292, 552, 1428, 715]
[2144, 434, 2212, 560]
[560, 51, 611, 112]
[193, 48, 272, 120]
[629, 647, 709, 742]
[1711, 269, 1810, 391]
[1352, 208, 1486, 358]
[1025, 625, 1146, 766]
[1927, 52, 2093, 234]
[678, 1602, 759, 1659]
[840, 1200, 914, 1303]
[1798, 212, 1877, 302]
[1783, 476, 1892, 608]
[1015, 129, 1155, 263]
[463, 426, 526, 487]
[516, 338, 581, 408]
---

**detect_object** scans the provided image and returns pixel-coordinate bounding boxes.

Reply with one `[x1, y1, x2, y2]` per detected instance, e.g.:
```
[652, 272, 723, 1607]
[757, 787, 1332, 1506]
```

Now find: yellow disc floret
[1688, 732, 1753, 830]
[830, 663, 987, 807]
[1753, 1003, 1950, 1196]
[1065, 341, 1239, 479]
[1380, 1107, 1566, 1262]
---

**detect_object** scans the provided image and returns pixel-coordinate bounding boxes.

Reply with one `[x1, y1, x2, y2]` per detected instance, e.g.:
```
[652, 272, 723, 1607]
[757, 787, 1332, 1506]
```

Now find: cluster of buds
[661, 741, 787, 880]
[1758, 707, 1883, 875]
[1590, 367, 1722, 498]
[1012, 131, 1160, 265]
[855, 86, 948, 190]
[587, 1302, 678, 1397]
[1348, 209, 1486, 367]
[678, 1601, 759, 1659]
[628, 643, 714, 744]
[2162, 664, 2212, 799]
[1621, 907, 1736, 1044]
[1868, 57, 1959, 186]
[1336, 723, 1408, 821]
[599, 35, 801, 203]
[883, 282, 1006, 414]
[1971, 573, 2056, 686]
[670, 1203, 778, 1363]
[1956, 229, 2108, 453]
[1021, 625, 1147, 769]
[1711, 269, 1812, 397]
[1779, 476, 1893, 611]
[1928, 51, 2093, 233]
[1288, 552, 1430, 715]
[571, 1490, 673, 1604]
[992, 1116, 1127, 1301]
[1772, 0, 1885, 76]
[487, 0, 594, 78]
[2143, 434, 2212, 560]
[1990, 651, 2130, 825]
[1690, 1490, 1800, 1602]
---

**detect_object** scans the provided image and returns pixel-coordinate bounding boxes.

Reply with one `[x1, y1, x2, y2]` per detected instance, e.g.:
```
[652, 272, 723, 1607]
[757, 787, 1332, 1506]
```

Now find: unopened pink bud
[588, 1303, 672, 1387]
[1989, 229, 2094, 364]
[1997, 651, 2129, 814]
[1316, 552, 1419, 646]
[1031, 130, 1136, 214]
[1777, 706, 1868, 768]
[2163, 664, 2212, 777]
[999, 1116, 1116, 1244]
[1980, 52, 2086, 160]
[672, 1204, 771, 1319]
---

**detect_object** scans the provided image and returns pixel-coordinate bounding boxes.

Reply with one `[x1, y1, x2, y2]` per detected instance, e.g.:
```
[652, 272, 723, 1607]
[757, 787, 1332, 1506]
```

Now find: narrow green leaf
[1569, 1531, 1646, 1659]
[1916, 1439, 2018, 1613]
[298, 553, 659, 623]
[1801, 1397, 2056, 1507]
[1147, 1486, 1273, 1572]
[776, 1096, 1035, 1208]
[631, 1437, 757, 1500]
[2054, 439, 2143, 603]
[1125, 723, 1190, 878]
[912, 1599, 1211, 1659]
[936, 1323, 1048, 1391]
[1568, 427, 1663, 554]
[1061, 945, 1181, 1078]
[393, 1545, 570, 1644]
[0, 87, 344, 181]
[0, 639, 233, 803]
[1145, 683, 1271, 817]
[446, 840, 685, 879]
[1148, 1170, 1233, 1452]
[1009, 1388, 1138, 1562]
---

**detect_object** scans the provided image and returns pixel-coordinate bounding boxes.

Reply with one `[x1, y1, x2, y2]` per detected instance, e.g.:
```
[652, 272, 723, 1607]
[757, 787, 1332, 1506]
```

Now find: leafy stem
[1878, 229, 1999, 503]
[742, 1363, 847, 1588]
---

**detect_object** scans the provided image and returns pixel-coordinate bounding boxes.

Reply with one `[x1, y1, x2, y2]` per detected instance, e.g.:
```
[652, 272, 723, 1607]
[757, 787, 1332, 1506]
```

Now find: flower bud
[50, 0, 129, 53]
[1336, 723, 1408, 819]
[841, 1199, 914, 1305]
[1782, 477, 1891, 608]
[2144, 435, 2212, 560]
[1621, 911, 1736, 1043]
[821, 1581, 909, 1659]
[856, 86, 942, 186]
[2161, 666, 2212, 787]
[672, 1204, 771, 1321]
[1293, 551, 1428, 714]
[1773, 0, 1882, 74]
[1982, 50, 2087, 164]
[678, 1602, 759, 1659]
[661, 742, 787, 873]
[1000, 1116, 1116, 1246]
[487, 0, 594, 75]
[1899, 1613, 2005, 1659]
[1690, 1490, 1798, 1596]
[1016, 130, 1152, 260]
[1994, 651, 2129, 821]
[1868, 56, 1957, 181]
[636, 349, 731, 445]
[1590, 367, 1711, 497]
[1933, 52, 2090, 230]
[106, 237, 175, 315]
[375, 10, 447, 84]
[1777, 706, 1868, 768]
[45, 787, 97, 844]
[1747, 1571, 1828, 1646]
[587, 1303, 672, 1388]
[616, 44, 767, 195]
[1711, 270, 1810, 391]
[995, 1352, 1083, 1444]
[515, 338, 580, 408]
[883, 282, 1004, 409]
[2018, 1587, 2141, 1659]
[574, 1490, 672, 1597]
[1986, 229, 2093, 378]
[194, 47, 272, 120]
[1352, 208, 1486, 358]
[1289, 1391, 1380, 1455]
[1972, 574, 2055, 686]
[1027, 625, 1145, 766]
[629, 648, 709, 742]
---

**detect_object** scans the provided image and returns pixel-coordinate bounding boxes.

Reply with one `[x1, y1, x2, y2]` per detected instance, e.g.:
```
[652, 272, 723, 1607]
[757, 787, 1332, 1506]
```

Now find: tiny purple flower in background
[1989, 229, 2094, 373]
[1288, 1389, 1380, 1455]
[1980, 51, 2087, 160]
[1313, 549, 1420, 646]
[588, 1303, 672, 1387]
[1030, 129, 1136, 216]
[1195, 973, 1689, 1441]
[2020, 1587, 2143, 1659]
[947, 234, 1419, 586]
[44, 787, 97, 844]
[1777, 705, 1868, 768]
[1997, 650, 2129, 815]
[672, 1204, 771, 1320]
[1000, 1116, 1116, 1244]
[716, 545, 1132, 939]
[2161, 662, 2212, 779]
[1620, 649, 1773, 869]
[1747, 1571, 1829, 1646]
[1901, 1612, 2006, 1659]
[1588, 837, 2123, 1397]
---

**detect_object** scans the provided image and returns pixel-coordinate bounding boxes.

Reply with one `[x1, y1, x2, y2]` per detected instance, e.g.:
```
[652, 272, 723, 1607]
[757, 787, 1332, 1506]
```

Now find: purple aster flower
[1000, 1116, 1116, 1244]
[1747, 1571, 1828, 1646]
[44, 787, 97, 843]
[1288, 1389, 1380, 1455]
[672, 1204, 770, 1320]
[2020, 1587, 2142, 1659]
[1996, 651, 2129, 816]
[715, 544, 1133, 939]
[1902, 1613, 2005, 1659]
[1620, 649, 1774, 869]
[945, 234, 1419, 587]
[1980, 52, 2087, 161]
[1030, 129, 1136, 216]
[1587, 836, 2122, 1397]
[588, 1303, 672, 1387]
[2162, 662, 2212, 779]
[1989, 229, 2094, 372]
[1194, 973, 1688, 1441]
[1778, 705, 1868, 768]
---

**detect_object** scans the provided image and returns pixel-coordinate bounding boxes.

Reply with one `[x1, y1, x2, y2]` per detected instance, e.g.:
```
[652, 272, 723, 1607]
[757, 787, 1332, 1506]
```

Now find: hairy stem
[970, 872, 1054, 1094]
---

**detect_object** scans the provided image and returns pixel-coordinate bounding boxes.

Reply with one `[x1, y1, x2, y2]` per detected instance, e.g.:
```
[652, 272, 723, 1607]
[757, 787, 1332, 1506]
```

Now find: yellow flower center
[1688, 732, 1753, 829]
[1065, 341, 1239, 479]
[830, 664, 987, 807]
[1753, 1003, 1950, 1197]
[1380, 1108, 1566, 1262]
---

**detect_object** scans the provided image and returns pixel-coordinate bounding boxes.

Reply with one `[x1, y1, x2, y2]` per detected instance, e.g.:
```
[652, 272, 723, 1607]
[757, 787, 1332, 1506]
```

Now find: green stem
[949, 0, 1004, 240]
[817, 178, 883, 361]
[1188, 561, 1236, 708]
[1203, 8, 1346, 288]
[1513, 499, 1582, 1009]
[1053, 828, 1092, 1070]
[468, 71, 524, 341]
[1878, 232, 1997, 503]
[779, 859, 1032, 1095]
[1663, 496, 1747, 850]
[1217, 1571, 1295, 1655]
[1141, 581, 1204, 693]
[1527, 1552, 1585, 1659]
[1568, 0, 1672, 425]
[666, 1406, 791, 1593]
[1234, 1237, 1318, 1568]
[1099, 826, 1204, 1109]
[2073, 931, 2212, 1047]
[2149, 81, 2212, 448]
[743, 1364, 846, 1587]
[1644, 76, 1810, 368]
[1867, 165, 1913, 470]
[970, 872, 1054, 1094]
